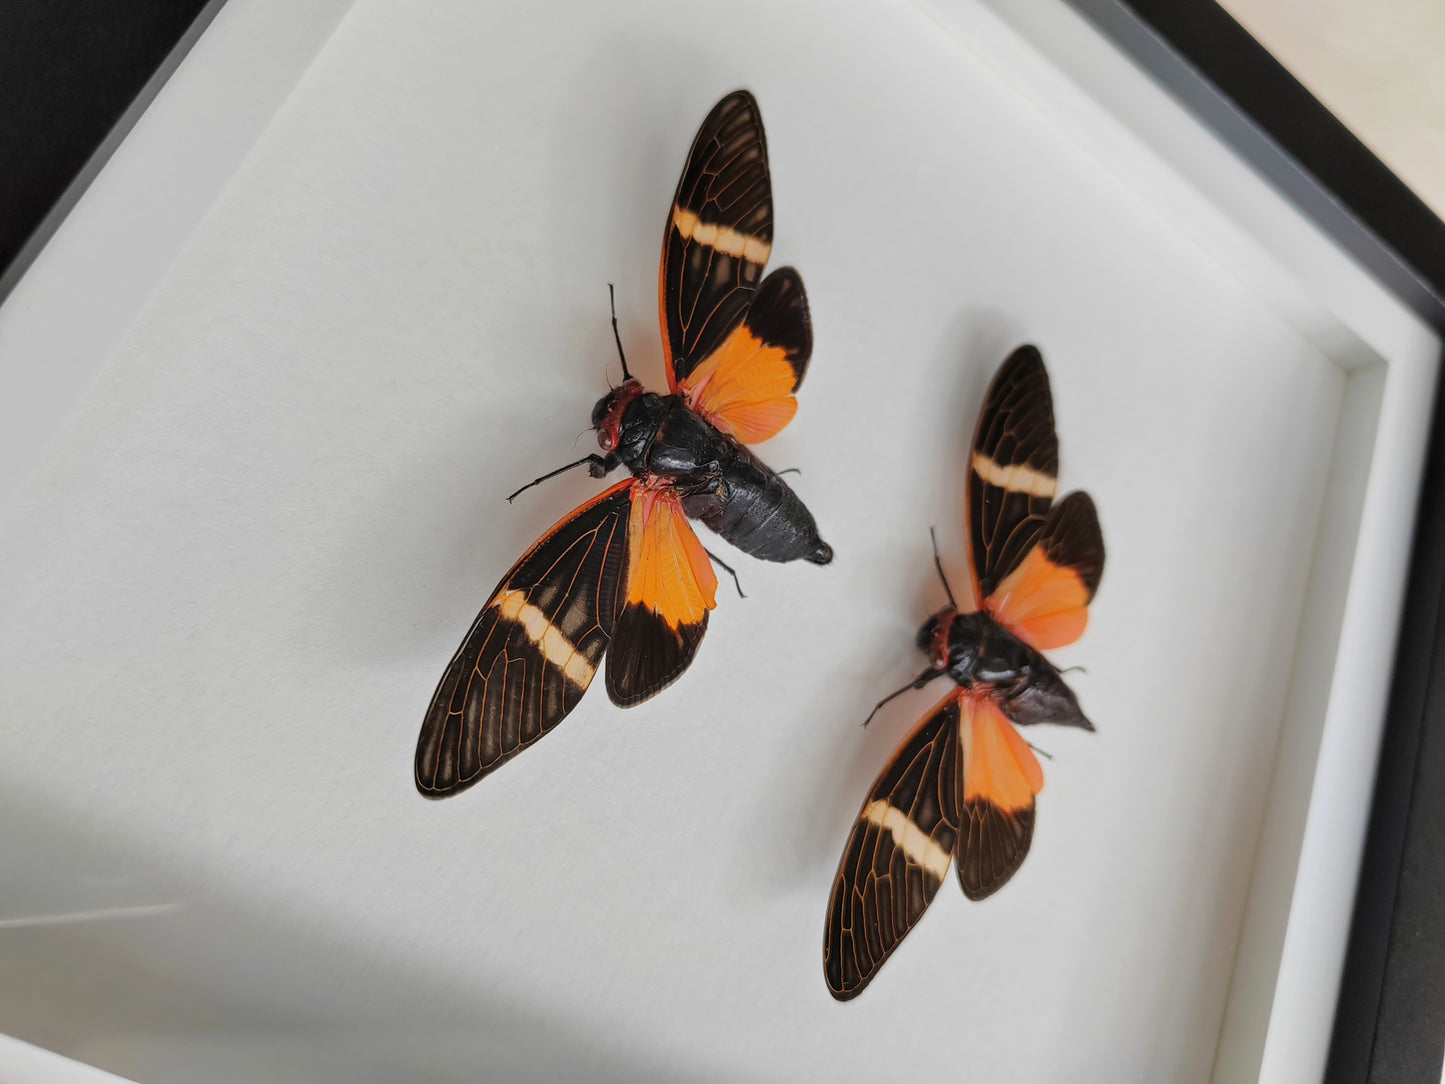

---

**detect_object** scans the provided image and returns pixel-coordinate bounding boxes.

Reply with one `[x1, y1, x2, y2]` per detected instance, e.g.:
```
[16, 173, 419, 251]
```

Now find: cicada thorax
[601, 392, 832, 566]
[946, 610, 1034, 687]
[913, 607, 1093, 731]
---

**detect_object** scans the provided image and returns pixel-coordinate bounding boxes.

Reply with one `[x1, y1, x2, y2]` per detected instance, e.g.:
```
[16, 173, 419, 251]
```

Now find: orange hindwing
[679, 267, 812, 444]
[985, 491, 1103, 651]
[957, 696, 1043, 899]
[605, 485, 717, 705]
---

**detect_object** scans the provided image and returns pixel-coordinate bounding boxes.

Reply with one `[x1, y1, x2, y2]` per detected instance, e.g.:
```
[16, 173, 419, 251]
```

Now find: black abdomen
[630, 396, 832, 566]
[685, 449, 832, 565]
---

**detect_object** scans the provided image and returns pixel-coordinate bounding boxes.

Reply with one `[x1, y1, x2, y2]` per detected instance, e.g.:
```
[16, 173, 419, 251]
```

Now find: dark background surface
[0, 0, 213, 298]
[0, 0, 1440, 1078]
[1114, 0, 1445, 313]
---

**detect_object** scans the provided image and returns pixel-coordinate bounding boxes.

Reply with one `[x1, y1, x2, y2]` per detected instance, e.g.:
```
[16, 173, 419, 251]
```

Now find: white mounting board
[0, 1, 1437, 1081]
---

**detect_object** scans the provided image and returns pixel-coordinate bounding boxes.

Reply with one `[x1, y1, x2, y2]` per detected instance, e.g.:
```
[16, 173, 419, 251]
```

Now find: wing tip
[699, 88, 765, 155]
[823, 943, 872, 1002]
[990, 343, 1052, 408]
[1003, 342, 1045, 373]
[414, 758, 482, 800]
[709, 88, 761, 128]
[721, 87, 758, 108]
[414, 733, 454, 799]
[414, 775, 461, 800]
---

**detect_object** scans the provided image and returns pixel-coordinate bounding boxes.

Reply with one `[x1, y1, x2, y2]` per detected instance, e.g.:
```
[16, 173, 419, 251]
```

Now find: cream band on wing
[862, 800, 953, 880]
[672, 205, 771, 264]
[971, 452, 1057, 499]
[495, 589, 595, 687]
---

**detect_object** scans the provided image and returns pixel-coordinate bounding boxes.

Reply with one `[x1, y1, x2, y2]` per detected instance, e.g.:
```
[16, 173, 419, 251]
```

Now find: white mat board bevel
[0, 1, 1437, 1082]
[0, 1034, 136, 1084]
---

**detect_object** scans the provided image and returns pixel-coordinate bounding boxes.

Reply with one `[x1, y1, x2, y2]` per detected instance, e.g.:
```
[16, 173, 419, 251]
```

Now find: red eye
[596, 380, 641, 455]
[929, 610, 955, 669]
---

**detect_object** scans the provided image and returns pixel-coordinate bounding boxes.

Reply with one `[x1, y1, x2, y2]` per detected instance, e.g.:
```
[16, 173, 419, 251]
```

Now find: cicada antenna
[608, 283, 632, 382]
[930, 526, 957, 609]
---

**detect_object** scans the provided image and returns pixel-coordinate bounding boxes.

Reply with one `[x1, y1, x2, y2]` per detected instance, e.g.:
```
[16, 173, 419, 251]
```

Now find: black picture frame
[0, 1, 1440, 1077]
[0, 0, 221, 303]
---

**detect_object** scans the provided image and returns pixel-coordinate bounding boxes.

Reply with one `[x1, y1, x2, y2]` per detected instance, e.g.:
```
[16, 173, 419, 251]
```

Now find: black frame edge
[0, 0, 226, 305]
[1069, 0, 1445, 333]
[1326, 380, 1445, 1081]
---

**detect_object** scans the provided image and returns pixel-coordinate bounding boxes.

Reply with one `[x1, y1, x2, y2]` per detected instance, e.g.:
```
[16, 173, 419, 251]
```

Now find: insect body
[415, 91, 830, 797]
[823, 345, 1104, 1000]
[591, 331, 831, 570]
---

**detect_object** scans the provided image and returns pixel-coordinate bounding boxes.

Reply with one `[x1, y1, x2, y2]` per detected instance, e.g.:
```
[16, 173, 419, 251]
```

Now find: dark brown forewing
[824, 693, 962, 1001]
[660, 90, 772, 389]
[967, 345, 1059, 601]
[415, 481, 633, 797]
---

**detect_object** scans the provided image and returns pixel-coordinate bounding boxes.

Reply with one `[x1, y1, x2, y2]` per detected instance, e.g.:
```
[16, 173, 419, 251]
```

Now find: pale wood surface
[1221, 0, 1445, 218]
